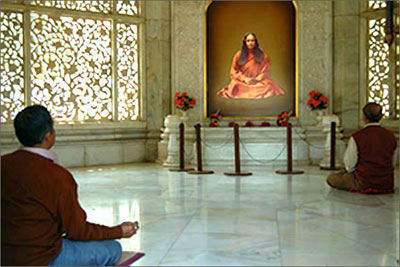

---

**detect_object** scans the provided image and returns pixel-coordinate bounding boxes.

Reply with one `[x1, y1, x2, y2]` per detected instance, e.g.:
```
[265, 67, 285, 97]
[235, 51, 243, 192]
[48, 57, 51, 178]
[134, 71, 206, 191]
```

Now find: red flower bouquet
[244, 121, 255, 127]
[229, 122, 241, 127]
[307, 90, 328, 110]
[174, 92, 196, 111]
[276, 111, 290, 126]
[209, 110, 222, 127]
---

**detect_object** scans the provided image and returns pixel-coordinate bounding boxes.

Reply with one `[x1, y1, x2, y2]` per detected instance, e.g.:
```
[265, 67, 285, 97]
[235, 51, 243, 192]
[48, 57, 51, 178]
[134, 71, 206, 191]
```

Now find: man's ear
[362, 114, 369, 123]
[44, 131, 52, 139]
[42, 131, 52, 145]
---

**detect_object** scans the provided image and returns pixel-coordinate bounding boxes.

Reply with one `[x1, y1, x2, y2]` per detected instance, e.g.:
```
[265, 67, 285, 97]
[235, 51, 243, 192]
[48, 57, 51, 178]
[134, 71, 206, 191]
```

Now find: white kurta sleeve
[343, 136, 358, 173]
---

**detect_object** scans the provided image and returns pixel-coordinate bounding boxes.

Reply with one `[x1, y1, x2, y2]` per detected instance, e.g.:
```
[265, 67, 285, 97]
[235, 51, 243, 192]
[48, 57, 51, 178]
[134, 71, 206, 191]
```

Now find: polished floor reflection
[70, 164, 399, 266]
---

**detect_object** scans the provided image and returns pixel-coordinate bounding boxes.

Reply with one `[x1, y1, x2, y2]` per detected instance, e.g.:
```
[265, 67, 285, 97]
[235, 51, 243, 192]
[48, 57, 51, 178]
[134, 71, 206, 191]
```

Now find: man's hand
[120, 221, 139, 238]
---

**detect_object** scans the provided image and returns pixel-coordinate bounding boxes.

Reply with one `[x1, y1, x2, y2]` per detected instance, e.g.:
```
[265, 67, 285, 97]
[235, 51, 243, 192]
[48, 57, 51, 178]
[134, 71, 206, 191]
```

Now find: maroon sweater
[1, 150, 123, 266]
[352, 125, 397, 189]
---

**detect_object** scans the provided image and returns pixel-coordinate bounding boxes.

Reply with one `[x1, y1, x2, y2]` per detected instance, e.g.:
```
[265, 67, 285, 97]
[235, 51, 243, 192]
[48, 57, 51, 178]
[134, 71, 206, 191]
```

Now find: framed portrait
[204, 1, 297, 119]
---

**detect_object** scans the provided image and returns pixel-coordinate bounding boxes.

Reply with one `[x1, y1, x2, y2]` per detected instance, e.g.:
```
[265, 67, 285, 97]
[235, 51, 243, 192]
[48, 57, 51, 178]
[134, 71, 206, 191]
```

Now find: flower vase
[179, 110, 189, 127]
[315, 110, 326, 126]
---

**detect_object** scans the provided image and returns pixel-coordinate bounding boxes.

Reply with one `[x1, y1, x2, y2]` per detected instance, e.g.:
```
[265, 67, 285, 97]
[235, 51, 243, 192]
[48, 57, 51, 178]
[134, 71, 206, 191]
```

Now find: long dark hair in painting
[238, 32, 264, 65]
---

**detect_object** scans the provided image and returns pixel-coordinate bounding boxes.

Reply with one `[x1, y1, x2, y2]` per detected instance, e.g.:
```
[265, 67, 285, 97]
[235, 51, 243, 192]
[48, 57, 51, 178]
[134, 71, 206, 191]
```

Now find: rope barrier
[175, 131, 233, 163]
[184, 145, 194, 162]
[180, 123, 333, 167]
[239, 138, 287, 165]
[201, 132, 234, 149]
[292, 127, 326, 150]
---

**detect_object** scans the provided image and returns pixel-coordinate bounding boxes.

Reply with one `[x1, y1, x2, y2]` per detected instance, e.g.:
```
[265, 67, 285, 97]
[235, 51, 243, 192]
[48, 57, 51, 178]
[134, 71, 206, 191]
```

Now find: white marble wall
[1, 123, 149, 168]
[297, 1, 333, 126]
[144, 1, 172, 161]
[171, 2, 208, 126]
[333, 1, 362, 133]
[145, 1, 171, 133]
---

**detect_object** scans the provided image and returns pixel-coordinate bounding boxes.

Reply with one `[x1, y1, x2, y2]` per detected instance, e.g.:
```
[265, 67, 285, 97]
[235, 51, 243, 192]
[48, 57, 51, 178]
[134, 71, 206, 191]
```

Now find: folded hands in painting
[243, 75, 262, 85]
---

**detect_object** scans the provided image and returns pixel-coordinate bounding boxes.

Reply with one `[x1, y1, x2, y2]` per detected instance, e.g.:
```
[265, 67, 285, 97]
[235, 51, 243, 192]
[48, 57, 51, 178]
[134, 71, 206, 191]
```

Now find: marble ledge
[1, 122, 149, 145]
[1, 121, 147, 133]
[2, 130, 149, 146]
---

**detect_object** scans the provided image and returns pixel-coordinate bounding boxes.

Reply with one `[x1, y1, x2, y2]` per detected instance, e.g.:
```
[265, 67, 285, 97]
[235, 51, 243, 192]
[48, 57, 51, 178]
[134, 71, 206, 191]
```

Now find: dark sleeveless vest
[352, 125, 397, 189]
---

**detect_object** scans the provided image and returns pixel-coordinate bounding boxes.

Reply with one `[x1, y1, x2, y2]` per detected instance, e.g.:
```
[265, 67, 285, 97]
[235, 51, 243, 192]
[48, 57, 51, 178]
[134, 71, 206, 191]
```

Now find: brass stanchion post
[169, 123, 194, 172]
[276, 123, 304, 175]
[224, 124, 252, 176]
[321, 121, 340, 170]
[188, 124, 214, 175]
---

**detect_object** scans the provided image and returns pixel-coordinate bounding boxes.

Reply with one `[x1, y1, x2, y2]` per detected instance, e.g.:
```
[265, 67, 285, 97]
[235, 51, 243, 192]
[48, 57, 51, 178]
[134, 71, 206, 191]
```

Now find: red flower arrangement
[209, 111, 222, 127]
[276, 111, 290, 126]
[244, 121, 255, 127]
[260, 122, 271, 127]
[307, 90, 328, 110]
[228, 122, 241, 127]
[174, 92, 196, 111]
[228, 121, 271, 127]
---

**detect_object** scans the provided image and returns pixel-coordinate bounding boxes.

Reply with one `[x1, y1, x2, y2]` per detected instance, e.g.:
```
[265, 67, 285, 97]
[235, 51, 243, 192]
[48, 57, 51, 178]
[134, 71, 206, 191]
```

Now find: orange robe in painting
[218, 50, 284, 99]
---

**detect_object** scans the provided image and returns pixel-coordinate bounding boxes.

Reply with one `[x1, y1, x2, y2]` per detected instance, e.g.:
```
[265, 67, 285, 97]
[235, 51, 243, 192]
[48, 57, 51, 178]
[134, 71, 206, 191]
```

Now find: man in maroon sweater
[327, 102, 397, 192]
[1, 105, 140, 266]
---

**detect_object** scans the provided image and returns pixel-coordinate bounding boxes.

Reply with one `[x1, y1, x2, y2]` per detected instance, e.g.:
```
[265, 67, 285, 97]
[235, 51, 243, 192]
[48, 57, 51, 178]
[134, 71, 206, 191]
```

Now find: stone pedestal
[163, 115, 181, 167]
[178, 110, 189, 128]
[315, 110, 328, 126]
[158, 114, 196, 165]
[156, 126, 169, 164]
[319, 114, 345, 168]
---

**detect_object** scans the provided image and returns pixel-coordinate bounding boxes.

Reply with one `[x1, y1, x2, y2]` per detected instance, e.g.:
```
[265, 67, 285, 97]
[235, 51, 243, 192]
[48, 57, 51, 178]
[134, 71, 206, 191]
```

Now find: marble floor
[70, 163, 399, 266]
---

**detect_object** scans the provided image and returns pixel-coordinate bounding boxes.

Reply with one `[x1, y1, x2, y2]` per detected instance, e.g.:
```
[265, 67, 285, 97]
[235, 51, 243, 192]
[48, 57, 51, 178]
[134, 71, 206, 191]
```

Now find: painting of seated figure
[206, 1, 297, 119]
[217, 32, 284, 100]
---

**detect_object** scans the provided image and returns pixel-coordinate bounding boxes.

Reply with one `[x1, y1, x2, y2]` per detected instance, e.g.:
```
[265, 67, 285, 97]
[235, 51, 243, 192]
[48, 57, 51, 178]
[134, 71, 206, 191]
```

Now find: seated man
[1, 105, 139, 266]
[327, 102, 397, 193]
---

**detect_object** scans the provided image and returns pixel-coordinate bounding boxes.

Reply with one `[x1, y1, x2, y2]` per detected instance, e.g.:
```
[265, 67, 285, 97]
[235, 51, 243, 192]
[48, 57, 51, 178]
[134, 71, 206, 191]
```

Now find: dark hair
[238, 33, 264, 66]
[14, 105, 54, 147]
[362, 102, 383, 122]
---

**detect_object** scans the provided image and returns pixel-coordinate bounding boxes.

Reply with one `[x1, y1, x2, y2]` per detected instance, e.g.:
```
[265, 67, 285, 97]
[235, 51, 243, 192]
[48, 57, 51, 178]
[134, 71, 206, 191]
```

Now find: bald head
[362, 102, 383, 122]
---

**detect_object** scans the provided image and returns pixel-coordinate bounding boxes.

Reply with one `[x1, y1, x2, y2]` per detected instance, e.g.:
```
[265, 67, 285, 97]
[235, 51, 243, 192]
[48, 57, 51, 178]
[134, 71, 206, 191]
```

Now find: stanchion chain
[238, 139, 287, 165]
[184, 144, 194, 162]
[292, 127, 325, 150]
[201, 131, 234, 149]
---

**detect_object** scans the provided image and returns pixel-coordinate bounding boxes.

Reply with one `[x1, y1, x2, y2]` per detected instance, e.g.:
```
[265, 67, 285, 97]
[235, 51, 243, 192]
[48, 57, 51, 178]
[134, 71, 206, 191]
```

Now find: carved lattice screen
[367, 1, 399, 119]
[0, 0, 140, 122]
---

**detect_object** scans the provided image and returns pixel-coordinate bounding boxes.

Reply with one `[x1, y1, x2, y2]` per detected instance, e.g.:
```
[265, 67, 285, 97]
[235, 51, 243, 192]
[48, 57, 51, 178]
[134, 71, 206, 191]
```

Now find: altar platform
[158, 117, 346, 168]
[190, 127, 309, 167]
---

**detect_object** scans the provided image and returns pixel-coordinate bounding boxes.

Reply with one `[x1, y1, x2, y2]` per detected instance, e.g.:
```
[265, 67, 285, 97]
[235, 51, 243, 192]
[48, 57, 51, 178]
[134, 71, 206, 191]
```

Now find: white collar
[363, 122, 380, 128]
[19, 146, 59, 164]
